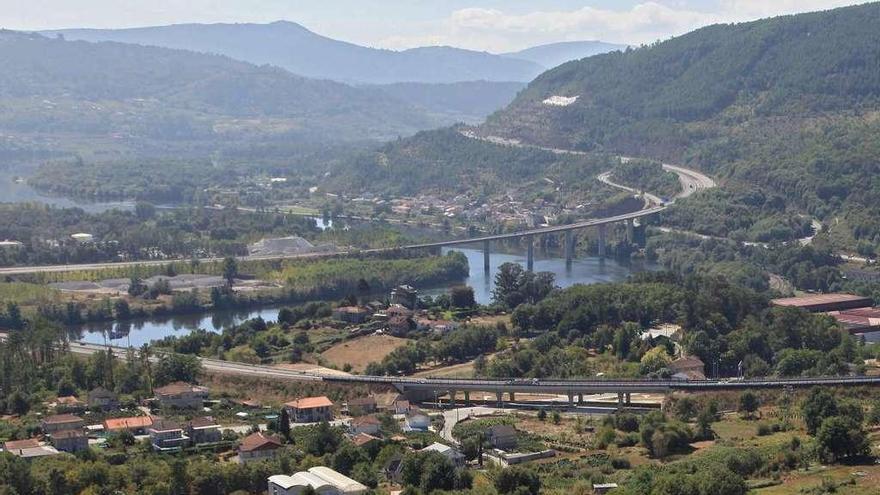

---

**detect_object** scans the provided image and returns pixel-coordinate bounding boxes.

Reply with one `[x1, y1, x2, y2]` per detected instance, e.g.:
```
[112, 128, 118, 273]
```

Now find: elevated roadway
[69, 342, 880, 407]
[0, 158, 713, 276]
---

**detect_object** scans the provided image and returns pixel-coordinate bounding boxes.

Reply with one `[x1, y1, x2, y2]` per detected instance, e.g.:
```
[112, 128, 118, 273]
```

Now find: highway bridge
[0, 158, 714, 276]
[69, 341, 880, 408]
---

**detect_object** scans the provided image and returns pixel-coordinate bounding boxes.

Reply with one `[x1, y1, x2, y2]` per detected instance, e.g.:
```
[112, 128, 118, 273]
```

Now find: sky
[0, 0, 871, 52]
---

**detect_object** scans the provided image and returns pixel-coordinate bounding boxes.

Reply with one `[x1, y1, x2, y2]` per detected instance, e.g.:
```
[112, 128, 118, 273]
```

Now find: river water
[74, 245, 651, 347]
[3, 177, 649, 346]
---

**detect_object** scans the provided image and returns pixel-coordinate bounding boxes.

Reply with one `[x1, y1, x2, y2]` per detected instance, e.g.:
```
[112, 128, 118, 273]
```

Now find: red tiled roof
[103, 416, 153, 431]
[239, 432, 283, 452]
[352, 415, 380, 427]
[42, 414, 82, 425]
[352, 433, 381, 447]
[285, 396, 333, 410]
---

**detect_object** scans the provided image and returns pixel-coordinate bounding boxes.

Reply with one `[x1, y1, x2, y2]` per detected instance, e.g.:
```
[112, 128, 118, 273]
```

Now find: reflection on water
[423, 245, 653, 305]
[74, 244, 653, 347]
[0, 176, 136, 212]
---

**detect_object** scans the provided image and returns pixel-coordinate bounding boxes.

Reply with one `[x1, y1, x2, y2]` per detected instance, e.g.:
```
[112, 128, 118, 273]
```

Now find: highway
[68, 342, 880, 398]
[0, 152, 715, 276]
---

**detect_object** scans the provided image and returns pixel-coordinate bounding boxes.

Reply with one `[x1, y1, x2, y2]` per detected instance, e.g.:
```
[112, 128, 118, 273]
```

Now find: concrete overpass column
[526, 235, 535, 271]
[625, 393, 631, 405]
[598, 224, 607, 258]
[464, 391, 470, 405]
[617, 392, 624, 409]
[626, 219, 635, 243]
[496, 392, 503, 407]
[578, 393, 584, 404]
[567, 392, 574, 407]
[509, 392, 515, 403]
[449, 390, 457, 408]
[565, 230, 575, 265]
[483, 240, 491, 274]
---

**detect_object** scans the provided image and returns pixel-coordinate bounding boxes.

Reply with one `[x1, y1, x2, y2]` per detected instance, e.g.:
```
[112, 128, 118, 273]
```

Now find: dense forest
[481, 3, 880, 251]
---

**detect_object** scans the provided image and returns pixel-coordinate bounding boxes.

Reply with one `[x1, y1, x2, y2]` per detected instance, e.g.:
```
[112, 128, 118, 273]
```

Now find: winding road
[0, 144, 716, 276]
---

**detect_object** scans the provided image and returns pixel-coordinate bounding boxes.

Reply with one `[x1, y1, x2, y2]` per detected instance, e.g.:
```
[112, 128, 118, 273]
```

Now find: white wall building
[268, 467, 368, 495]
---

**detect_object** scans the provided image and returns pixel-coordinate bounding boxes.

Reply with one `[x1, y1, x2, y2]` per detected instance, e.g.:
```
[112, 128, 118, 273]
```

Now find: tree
[279, 408, 291, 440]
[153, 353, 201, 387]
[494, 467, 540, 495]
[113, 299, 131, 320]
[640, 346, 672, 374]
[222, 257, 238, 288]
[816, 416, 869, 462]
[738, 391, 760, 419]
[134, 202, 156, 220]
[128, 276, 148, 297]
[450, 285, 476, 308]
[802, 388, 838, 435]
[332, 443, 367, 475]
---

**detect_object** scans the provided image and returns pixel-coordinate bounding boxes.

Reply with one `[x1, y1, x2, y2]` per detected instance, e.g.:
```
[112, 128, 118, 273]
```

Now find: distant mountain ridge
[503, 40, 628, 69]
[0, 30, 436, 146]
[46, 21, 624, 84]
[47, 21, 542, 84]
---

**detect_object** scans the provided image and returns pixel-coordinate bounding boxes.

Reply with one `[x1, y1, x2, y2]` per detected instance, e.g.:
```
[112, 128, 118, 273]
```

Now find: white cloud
[375, 1, 871, 52]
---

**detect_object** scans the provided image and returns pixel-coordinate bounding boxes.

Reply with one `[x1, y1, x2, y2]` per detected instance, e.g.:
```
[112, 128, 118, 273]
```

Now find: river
[73, 245, 652, 347]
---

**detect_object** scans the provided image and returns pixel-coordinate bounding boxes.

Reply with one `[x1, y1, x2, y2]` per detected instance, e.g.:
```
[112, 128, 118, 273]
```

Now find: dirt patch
[272, 363, 351, 377]
[321, 334, 409, 372]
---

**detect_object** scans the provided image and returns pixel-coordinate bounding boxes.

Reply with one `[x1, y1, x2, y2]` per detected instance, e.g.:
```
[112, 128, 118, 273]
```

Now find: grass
[755, 465, 880, 495]
[0, 282, 61, 305]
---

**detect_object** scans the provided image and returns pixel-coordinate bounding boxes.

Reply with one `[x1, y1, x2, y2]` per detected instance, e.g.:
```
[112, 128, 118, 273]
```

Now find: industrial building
[267, 466, 368, 495]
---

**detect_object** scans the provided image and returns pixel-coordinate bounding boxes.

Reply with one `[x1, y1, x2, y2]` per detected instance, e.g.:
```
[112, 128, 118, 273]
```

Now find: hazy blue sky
[1, 0, 869, 51]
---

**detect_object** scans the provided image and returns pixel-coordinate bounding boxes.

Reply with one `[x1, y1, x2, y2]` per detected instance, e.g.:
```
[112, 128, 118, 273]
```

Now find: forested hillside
[328, 127, 615, 197]
[480, 3, 880, 252]
[0, 30, 434, 146]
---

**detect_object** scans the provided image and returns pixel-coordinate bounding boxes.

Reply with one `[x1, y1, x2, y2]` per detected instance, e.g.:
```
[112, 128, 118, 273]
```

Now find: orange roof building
[103, 416, 154, 433]
[238, 432, 283, 464]
[284, 396, 333, 423]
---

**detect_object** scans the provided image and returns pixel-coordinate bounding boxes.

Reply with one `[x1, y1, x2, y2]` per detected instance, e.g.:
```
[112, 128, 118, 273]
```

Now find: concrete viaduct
[68, 342, 880, 410]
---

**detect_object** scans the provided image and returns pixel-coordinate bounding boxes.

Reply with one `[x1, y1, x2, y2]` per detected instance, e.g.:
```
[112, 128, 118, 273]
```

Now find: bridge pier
[526, 235, 535, 271]
[578, 393, 583, 404]
[598, 224, 607, 258]
[625, 393, 631, 405]
[617, 392, 624, 409]
[626, 219, 635, 243]
[483, 240, 491, 274]
[567, 392, 574, 407]
[565, 231, 575, 265]
[496, 392, 503, 407]
[509, 392, 515, 402]
[449, 390, 457, 408]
